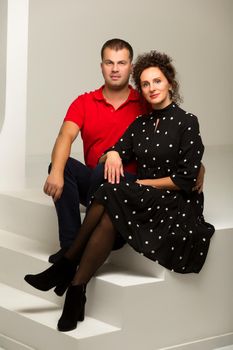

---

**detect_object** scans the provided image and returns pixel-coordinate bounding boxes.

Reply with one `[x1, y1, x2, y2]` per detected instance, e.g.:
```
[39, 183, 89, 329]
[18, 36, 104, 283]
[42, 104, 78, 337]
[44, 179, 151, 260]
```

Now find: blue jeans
[49, 157, 136, 249]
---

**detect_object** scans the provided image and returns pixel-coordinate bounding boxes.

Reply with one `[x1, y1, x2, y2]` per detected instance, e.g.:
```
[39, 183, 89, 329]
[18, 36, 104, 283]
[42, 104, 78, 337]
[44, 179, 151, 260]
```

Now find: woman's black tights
[64, 200, 117, 285]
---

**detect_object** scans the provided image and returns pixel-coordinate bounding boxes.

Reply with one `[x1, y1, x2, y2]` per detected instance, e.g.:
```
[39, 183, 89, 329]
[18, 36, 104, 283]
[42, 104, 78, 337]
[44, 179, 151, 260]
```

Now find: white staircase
[0, 146, 233, 350]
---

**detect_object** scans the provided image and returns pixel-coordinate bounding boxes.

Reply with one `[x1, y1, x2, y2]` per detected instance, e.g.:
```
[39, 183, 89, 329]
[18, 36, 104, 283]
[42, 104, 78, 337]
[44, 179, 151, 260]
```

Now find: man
[44, 39, 148, 263]
[44, 38, 204, 263]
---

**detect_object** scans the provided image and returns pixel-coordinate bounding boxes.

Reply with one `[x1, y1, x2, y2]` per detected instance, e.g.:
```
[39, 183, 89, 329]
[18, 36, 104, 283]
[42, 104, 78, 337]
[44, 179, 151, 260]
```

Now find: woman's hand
[104, 151, 124, 184]
[135, 179, 153, 186]
[43, 171, 64, 202]
[192, 163, 205, 193]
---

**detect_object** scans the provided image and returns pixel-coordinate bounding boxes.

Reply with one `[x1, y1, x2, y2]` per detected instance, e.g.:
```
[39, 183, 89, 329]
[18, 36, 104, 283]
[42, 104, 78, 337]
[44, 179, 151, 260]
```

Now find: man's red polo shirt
[64, 86, 148, 172]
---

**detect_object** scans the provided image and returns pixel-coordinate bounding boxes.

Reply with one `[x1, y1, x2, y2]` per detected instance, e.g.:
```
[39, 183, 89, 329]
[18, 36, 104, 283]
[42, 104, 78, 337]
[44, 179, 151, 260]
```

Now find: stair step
[0, 146, 233, 349]
[96, 263, 162, 286]
[0, 189, 85, 247]
[0, 228, 163, 328]
[0, 333, 35, 350]
[0, 228, 50, 261]
[0, 190, 57, 246]
[0, 188, 85, 209]
[0, 282, 119, 337]
[0, 228, 163, 287]
[0, 283, 120, 349]
[0, 187, 166, 278]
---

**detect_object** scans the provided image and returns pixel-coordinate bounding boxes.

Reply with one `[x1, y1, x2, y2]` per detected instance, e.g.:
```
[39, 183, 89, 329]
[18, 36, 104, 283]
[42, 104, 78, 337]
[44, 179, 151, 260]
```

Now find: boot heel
[78, 301, 85, 321]
[54, 283, 67, 296]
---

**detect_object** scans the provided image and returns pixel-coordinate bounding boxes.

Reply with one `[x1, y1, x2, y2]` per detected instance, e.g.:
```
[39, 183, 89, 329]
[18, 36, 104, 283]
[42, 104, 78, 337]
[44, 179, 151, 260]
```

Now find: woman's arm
[136, 177, 180, 190]
[100, 119, 139, 184]
[192, 163, 205, 193]
[169, 115, 204, 193]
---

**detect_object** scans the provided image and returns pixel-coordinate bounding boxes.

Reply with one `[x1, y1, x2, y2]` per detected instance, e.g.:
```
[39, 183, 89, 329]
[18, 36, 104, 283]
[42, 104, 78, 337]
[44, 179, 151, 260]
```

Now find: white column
[0, 0, 29, 190]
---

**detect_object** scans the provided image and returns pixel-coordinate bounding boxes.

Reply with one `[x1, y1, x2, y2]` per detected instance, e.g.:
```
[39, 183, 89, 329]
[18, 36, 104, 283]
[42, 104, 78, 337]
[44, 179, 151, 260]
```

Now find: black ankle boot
[24, 257, 77, 296]
[57, 284, 86, 332]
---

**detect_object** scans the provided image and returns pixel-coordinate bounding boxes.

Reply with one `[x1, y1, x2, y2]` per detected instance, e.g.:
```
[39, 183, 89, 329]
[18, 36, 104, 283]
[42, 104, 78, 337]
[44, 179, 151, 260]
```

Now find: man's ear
[130, 63, 133, 74]
[130, 63, 133, 75]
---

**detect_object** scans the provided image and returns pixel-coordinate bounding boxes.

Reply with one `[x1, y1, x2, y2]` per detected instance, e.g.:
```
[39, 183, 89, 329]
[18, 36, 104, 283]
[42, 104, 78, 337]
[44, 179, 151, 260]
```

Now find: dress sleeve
[170, 115, 204, 193]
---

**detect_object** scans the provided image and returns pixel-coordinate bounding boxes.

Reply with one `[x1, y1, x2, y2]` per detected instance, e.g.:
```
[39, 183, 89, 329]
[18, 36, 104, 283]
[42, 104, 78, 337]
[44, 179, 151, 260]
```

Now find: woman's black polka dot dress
[94, 103, 215, 273]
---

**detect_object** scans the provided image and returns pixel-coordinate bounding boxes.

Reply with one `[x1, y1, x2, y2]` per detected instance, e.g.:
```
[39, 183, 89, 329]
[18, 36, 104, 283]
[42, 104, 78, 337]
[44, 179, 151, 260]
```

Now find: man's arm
[43, 121, 80, 201]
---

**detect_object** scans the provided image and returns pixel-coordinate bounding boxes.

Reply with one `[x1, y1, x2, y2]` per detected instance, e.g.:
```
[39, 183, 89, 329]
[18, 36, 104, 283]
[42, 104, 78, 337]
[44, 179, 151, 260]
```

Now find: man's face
[101, 48, 133, 90]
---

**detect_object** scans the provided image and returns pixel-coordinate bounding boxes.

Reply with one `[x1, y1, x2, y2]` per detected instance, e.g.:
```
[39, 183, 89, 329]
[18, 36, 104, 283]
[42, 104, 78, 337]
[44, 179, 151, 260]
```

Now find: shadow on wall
[0, 0, 7, 133]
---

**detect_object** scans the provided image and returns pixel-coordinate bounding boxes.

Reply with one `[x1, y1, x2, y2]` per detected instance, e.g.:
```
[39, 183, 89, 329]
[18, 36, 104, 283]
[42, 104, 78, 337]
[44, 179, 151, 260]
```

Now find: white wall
[0, 0, 28, 190]
[26, 0, 233, 157]
[0, 0, 7, 132]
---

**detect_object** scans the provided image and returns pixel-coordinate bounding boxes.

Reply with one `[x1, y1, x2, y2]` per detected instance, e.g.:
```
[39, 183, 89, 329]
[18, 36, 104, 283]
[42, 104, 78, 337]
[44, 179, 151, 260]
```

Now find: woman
[24, 50, 215, 332]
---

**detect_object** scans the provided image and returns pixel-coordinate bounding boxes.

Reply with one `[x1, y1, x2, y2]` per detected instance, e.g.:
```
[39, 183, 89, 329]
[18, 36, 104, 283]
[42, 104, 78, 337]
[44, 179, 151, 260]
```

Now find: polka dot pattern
[94, 103, 215, 274]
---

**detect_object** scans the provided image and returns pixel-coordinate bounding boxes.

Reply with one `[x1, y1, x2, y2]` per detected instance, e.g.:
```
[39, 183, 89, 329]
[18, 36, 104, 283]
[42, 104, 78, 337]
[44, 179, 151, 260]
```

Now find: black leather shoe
[48, 246, 70, 264]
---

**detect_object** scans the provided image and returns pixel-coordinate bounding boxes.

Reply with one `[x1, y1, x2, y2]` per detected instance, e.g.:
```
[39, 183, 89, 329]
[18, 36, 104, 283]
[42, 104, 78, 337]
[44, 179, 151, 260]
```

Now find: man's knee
[90, 164, 105, 190]
[92, 163, 104, 178]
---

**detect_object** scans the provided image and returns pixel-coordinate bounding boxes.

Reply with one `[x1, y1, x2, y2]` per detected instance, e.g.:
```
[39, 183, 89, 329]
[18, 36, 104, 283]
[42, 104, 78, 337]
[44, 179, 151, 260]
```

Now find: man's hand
[104, 151, 124, 184]
[43, 172, 64, 202]
[192, 163, 205, 193]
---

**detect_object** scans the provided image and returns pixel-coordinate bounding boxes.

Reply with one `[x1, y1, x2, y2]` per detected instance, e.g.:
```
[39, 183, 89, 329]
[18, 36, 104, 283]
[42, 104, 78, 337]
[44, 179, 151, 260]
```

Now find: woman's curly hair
[132, 50, 182, 104]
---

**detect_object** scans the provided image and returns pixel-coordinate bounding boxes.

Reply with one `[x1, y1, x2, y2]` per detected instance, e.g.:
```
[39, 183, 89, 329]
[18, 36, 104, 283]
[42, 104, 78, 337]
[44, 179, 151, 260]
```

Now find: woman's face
[140, 67, 172, 109]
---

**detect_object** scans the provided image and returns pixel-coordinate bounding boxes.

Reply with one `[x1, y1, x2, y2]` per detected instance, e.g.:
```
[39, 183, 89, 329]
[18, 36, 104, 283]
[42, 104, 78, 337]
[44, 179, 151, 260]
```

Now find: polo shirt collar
[93, 85, 141, 102]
